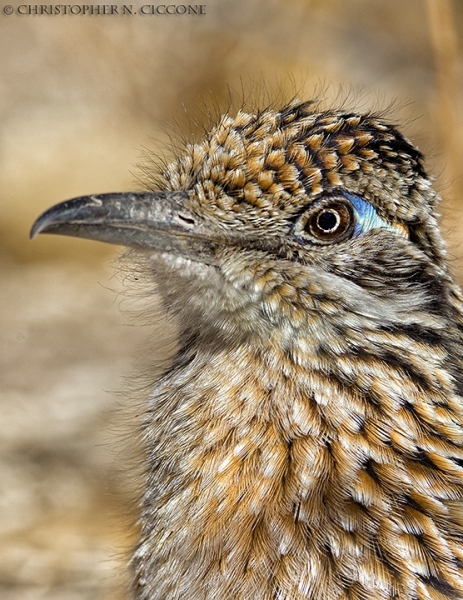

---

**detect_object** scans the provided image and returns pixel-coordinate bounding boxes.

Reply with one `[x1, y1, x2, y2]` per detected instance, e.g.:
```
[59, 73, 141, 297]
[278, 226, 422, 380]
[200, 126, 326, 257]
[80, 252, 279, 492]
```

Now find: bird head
[31, 100, 463, 600]
[31, 100, 452, 347]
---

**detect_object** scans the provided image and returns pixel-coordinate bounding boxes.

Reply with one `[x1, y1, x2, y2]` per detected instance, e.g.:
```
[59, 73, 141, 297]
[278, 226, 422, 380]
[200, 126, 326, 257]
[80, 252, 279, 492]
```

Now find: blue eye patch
[345, 193, 408, 239]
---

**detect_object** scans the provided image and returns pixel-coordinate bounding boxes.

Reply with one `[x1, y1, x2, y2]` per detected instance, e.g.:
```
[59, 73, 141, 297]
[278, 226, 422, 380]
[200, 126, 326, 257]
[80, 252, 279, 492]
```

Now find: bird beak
[30, 191, 218, 262]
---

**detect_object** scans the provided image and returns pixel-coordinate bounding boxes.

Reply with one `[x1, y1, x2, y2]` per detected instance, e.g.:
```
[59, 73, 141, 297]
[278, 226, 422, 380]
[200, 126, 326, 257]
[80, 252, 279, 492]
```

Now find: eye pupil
[317, 210, 339, 232]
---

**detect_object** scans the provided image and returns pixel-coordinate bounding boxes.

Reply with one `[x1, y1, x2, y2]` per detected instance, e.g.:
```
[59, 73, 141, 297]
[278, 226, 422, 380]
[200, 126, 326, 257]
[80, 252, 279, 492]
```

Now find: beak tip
[30, 211, 54, 240]
[30, 221, 41, 240]
[30, 197, 96, 241]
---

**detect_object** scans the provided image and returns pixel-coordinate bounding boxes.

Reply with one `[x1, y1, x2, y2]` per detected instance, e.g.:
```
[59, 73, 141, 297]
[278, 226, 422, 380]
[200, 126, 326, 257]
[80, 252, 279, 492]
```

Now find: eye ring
[294, 198, 354, 245]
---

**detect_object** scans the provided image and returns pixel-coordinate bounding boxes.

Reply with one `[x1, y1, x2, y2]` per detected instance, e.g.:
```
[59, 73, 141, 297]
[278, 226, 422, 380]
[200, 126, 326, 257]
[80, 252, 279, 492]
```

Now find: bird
[31, 99, 463, 600]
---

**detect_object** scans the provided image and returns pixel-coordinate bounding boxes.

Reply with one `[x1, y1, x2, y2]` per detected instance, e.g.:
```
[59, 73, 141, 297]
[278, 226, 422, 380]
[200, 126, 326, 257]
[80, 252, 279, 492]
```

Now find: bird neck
[134, 322, 463, 599]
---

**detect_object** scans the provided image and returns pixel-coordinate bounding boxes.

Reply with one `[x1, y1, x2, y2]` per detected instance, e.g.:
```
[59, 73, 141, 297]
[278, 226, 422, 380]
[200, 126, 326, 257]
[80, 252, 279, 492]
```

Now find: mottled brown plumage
[32, 100, 463, 600]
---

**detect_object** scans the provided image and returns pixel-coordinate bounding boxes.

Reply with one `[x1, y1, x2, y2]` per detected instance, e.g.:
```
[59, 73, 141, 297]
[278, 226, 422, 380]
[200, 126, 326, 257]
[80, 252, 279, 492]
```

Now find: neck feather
[133, 323, 463, 600]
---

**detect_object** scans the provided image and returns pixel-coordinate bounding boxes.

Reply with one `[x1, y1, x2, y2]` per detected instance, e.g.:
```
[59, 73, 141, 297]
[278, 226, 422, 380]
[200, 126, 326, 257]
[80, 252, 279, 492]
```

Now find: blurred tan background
[2, 0, 463, 598]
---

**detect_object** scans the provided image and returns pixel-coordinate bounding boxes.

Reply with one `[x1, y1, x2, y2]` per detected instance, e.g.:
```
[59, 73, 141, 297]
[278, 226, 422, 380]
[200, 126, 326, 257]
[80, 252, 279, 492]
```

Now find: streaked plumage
[32, 100, 463, 599]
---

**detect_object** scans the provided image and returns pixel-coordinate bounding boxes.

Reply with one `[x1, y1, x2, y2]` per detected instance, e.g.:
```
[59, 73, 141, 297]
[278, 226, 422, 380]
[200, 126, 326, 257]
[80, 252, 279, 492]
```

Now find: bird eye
[293, 193, 409, 245]
[294, 198, 354, 244]
[308, 203, 352, 240]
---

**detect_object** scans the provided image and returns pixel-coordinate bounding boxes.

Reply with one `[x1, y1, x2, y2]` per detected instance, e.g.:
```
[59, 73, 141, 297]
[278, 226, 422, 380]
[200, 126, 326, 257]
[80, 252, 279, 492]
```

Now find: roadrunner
[32, 100, 463, 600]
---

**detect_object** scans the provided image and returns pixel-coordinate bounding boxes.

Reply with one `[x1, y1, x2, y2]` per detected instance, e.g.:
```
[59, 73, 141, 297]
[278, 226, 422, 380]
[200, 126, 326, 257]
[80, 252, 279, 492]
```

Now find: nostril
[177, 213, 195, 227]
